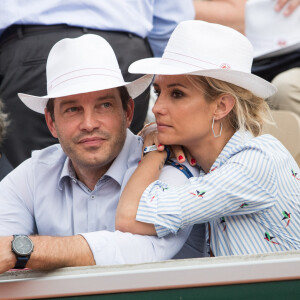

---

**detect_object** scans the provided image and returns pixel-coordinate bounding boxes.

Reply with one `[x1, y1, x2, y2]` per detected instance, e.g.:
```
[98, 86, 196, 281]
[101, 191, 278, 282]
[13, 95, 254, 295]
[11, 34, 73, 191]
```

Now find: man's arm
[194, 0, 246, 34]
[148, 0, 195, 57]
[0, 235, 95, 274]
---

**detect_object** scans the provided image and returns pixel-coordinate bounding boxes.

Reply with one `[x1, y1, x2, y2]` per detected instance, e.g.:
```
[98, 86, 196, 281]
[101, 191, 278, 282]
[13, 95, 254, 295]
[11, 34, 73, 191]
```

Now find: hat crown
[46, 34, 124, 96]
[162, 20, 254, 73]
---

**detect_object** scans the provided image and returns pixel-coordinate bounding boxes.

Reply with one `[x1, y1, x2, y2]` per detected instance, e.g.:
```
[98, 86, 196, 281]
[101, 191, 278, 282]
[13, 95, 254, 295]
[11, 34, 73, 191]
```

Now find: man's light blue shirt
[0, 0, 195, 57]
[0, 130, 206, 265]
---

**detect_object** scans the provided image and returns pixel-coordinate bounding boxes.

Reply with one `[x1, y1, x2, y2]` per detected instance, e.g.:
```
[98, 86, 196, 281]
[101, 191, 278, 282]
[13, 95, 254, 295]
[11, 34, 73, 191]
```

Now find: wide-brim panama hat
[129, 20, 277, 99]
[18, 34, 153, 114]
[246, 0, 300, 59]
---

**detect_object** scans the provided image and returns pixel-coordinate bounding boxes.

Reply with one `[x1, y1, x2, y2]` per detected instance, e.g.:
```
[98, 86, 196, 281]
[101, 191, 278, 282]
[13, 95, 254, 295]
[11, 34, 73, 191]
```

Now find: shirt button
[91, 195, 95, 200]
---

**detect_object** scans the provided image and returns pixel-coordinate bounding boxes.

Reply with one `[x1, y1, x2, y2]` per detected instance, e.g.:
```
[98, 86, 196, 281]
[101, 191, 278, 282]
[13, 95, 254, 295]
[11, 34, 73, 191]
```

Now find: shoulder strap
[165, 159, 194, 179]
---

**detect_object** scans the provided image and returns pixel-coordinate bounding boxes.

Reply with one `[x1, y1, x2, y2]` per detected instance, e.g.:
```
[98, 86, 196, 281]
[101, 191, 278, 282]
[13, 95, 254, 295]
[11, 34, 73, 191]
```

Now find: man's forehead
[56, 88, 120, 102]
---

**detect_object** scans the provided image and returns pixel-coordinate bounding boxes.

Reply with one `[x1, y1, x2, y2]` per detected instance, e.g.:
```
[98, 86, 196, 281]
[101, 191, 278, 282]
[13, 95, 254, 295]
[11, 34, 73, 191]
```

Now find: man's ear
[44, 108, 58, 138]
[126, 98, 135, 128]
[213, 94, 235, 120]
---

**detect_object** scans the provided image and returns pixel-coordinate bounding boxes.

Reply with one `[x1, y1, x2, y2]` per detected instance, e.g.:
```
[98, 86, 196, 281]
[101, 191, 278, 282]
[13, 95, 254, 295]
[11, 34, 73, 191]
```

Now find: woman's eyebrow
[166, 83, 187, 88]
[153, 82, 187, 89]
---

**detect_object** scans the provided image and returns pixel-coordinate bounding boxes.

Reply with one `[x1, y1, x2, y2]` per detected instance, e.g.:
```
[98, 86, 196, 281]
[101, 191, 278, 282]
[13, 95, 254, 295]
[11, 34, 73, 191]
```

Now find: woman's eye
[172, 90, 184, 98]
[153, 89, 160, 97]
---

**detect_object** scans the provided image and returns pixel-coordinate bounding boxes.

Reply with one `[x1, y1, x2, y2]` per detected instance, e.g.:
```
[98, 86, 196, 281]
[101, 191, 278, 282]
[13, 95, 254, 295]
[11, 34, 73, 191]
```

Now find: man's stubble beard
[56, 120, 127, 171]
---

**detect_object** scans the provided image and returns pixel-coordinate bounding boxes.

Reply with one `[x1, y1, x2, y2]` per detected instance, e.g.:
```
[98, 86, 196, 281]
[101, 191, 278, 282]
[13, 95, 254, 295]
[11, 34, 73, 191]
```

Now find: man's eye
[66, 107, 79, 113]
[102, 102, 112, 108]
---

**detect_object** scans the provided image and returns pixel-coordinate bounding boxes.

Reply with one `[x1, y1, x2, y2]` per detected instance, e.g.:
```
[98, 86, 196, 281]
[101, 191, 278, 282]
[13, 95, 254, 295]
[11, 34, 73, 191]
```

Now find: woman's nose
[152, 97, 167, 115]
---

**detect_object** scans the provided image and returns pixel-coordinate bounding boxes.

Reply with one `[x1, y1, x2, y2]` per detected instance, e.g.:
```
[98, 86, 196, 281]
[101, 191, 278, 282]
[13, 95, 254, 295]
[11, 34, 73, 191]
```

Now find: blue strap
[165, 159, 194, 179]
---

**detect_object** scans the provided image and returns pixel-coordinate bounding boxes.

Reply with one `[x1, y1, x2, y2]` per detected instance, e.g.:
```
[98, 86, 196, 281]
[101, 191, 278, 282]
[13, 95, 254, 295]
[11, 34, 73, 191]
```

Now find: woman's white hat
[129, 20, 277, 99]
[18, 34, 153, 114]
[246, 0, 300, 59]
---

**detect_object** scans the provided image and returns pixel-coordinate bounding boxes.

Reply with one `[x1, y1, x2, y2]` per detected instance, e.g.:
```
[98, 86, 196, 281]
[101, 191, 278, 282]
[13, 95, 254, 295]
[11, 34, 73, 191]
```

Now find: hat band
[47, 67, 124, 94]
[161, 50, 240, 72]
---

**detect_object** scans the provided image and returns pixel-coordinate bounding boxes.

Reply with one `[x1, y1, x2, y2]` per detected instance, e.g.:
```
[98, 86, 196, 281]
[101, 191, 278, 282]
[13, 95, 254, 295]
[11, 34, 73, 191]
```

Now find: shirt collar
[208, 130, 253, 173]
[105, 129, 142, 186]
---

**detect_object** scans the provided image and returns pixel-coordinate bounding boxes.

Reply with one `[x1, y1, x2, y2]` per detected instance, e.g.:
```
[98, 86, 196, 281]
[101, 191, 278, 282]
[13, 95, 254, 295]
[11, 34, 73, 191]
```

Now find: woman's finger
[171, 145, 186, 163]
[185, 149, 197, 166]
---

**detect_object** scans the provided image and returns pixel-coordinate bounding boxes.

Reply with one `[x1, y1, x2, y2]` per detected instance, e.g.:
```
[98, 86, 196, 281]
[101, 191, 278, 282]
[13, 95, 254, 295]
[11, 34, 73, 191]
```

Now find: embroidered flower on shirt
[190, 190, 206, 198]
[282, 211, 291, 227]
[240, 203, 249, 208]
[264, 232, 280, 245]
[209, 167, 218, 173]
[291, 169, 300, 181]
[220, 217, 226, 231]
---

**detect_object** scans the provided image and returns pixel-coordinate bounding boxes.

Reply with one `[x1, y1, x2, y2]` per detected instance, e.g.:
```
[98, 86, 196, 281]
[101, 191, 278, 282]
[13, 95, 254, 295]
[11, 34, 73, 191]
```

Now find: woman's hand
[139, 123, 197, 166]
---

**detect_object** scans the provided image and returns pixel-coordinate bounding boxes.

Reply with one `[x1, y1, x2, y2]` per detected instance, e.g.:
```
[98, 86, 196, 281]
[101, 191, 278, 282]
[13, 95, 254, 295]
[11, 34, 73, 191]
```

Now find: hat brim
[254, 41, 300, 60]
[18, 74, 153, 114]
[129, 58, 277, 99]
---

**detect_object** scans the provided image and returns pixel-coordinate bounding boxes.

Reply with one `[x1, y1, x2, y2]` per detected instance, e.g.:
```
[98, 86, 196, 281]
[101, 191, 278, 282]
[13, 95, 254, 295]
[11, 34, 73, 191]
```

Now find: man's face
[45, 89, 133, 175]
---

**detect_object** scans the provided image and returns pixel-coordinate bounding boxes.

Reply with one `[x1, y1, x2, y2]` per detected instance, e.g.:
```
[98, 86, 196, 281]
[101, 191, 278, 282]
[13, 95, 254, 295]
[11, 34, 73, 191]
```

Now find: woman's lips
[156, 122, 171, 130]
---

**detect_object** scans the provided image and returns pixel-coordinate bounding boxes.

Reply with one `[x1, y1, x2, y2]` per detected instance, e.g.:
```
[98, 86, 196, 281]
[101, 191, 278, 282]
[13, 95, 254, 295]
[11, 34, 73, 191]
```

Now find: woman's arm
[115, 149, 167, 235]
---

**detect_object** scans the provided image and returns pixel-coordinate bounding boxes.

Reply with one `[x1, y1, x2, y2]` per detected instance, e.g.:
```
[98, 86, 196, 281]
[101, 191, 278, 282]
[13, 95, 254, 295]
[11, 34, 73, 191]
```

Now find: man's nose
[80, 110, 99, 131]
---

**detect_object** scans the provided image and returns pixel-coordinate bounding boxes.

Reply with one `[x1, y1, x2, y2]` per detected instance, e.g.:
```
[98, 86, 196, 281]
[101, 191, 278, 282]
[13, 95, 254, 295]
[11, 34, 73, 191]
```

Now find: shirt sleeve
[148, 0, 195, 57]
[0, 159, 36, 236]
[136, 149, 277, 237]
[81, 161, 201, 265]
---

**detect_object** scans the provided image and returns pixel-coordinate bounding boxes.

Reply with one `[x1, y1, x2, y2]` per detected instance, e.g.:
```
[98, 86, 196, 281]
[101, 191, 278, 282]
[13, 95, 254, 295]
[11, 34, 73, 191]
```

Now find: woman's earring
[212, 117, 222, 138]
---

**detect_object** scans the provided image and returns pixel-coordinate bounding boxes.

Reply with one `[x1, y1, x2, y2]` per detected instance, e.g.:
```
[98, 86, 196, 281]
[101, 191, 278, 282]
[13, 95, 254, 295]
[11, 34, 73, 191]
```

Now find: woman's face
[152, 75, 216, 148]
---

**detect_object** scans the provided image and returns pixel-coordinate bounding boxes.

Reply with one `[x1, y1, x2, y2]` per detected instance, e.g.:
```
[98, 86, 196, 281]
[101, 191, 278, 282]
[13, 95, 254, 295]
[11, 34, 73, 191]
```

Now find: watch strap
[13, 255, 30, 269]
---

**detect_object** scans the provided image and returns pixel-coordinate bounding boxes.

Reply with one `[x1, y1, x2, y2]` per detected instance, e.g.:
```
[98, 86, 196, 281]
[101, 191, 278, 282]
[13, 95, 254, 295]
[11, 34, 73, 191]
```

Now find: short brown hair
[46, 86, 131, 121]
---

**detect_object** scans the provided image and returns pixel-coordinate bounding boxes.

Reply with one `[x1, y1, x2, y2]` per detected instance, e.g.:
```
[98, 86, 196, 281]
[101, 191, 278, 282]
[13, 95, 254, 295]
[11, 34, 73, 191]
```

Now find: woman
[115, 20, 300, 256]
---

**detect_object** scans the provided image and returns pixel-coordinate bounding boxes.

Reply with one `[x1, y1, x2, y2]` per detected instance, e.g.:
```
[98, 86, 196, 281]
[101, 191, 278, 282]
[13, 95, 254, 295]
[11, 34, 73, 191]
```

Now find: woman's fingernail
[191, 158, 196, 165]
[158, 144, 163, 147]
[178, 155, 183, 161]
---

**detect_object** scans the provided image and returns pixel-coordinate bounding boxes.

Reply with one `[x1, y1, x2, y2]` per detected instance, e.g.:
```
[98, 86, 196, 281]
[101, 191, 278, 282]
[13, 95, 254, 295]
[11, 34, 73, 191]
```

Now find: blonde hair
[186, 75, 272, 137]
[0, 99, 10, 146]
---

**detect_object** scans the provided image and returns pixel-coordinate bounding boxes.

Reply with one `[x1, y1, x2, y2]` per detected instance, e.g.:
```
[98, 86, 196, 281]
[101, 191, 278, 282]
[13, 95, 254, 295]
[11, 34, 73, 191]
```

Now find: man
[0, 0, 195, 167]
[0, 34, 206, 274]
[0, 98, 13, 180]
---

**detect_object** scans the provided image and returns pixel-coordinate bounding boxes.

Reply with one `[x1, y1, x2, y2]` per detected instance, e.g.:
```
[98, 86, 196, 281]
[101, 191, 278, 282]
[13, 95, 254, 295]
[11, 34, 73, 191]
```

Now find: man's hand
[275, 0, 300, 16]
[0, 236, 16, 274]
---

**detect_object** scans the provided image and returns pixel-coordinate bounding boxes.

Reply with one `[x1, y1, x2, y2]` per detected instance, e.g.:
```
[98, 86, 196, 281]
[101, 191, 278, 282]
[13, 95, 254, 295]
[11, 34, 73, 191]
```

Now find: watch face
[12, 236, 34, 256]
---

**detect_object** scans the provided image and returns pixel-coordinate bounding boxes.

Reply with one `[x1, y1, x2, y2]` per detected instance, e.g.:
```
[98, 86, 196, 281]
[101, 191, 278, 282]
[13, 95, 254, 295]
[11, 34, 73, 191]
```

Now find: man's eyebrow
[59, 99, 78, 109]
[96, 94, 116, 101]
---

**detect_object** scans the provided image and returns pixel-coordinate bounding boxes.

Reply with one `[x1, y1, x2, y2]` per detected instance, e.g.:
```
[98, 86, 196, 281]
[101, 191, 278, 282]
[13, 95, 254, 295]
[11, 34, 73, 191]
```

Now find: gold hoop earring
[212, 117, 222, 138]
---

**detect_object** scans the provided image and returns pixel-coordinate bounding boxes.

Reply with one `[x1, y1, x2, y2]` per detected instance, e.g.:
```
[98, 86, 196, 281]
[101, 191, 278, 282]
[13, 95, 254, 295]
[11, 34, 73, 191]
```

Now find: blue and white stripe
[136, 131, 300, 256]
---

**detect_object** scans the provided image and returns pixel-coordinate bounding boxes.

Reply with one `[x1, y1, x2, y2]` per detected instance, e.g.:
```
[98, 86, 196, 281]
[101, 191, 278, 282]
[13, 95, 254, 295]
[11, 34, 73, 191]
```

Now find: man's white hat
[129, 20, 277, 99]
[246, 0, 300, 59]
[18, 34, 153, 114]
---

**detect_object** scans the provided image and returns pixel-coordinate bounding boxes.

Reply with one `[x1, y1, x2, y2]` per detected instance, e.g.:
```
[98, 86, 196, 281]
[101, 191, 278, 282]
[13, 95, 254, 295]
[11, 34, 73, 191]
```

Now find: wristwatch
[11, 235, 34, 269]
